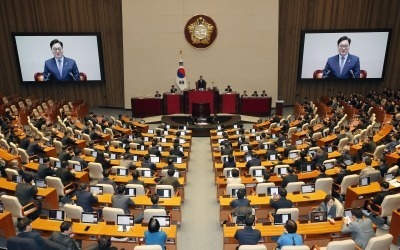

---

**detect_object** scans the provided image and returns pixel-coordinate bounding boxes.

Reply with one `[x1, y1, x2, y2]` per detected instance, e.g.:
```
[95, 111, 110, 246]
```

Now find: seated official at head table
[196, 75, 207, 90]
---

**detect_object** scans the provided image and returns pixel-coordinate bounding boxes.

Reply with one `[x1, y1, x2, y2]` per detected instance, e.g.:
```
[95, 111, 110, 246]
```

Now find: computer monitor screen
[117, 215, 134, 226]
[117, 168, 128, 176]
[218, 138, 224, 144]
[296, 139, 303, 145]
[255, 135, 261, 141]
[233, 125, 238, 128]
[271, 133, 277, 139]
[124, 188, 136, 197]
[263, 143, 271, 150]
[353, 138, 359, 144]
[359, 177, 370, 186]
[173, 157, 183, 164]
[165, 125, 170, 129]
[141, 170, 152, 178]
[147, 129, 154, 134]
[241, 145, 248, 151]
[161, 137, 167, 142]
[268, 154, 277, 161]
[267, 187, 281, 196]
[278, 167, 288, 176]
[143, 137, 149, 142]
[74, 164, 82, 172]
[362, 155, 369, 162]
[157, 188, 172, 198]
[110, 153, 117, 160]
[81, 212, 98, 224]
[91, 151, 98, 157]
[344, 209, 352, 218]
[132, 155, 138, 162]
[128, 135, 133, 140]
[301, 184, 315, 194]
[297, 127, 302, 132]
[49, 210, 65, 221]
[150, 156, 160, 163]
[216, 131, 223, 136]
[278, 141, 286, 147]
[77, 134, 82, 140]
[231, 188, 245, 198]
[326, 146, 333, 153]
[384, 173, 394, 181]
[35, 179, 47, 188]
[344, 159, 353, 166]
[55, 161, 62, 168]
[301, 163, 316, 173]
[249, 129, 256, 133]
[39, 157, 44, 164]
[308, 150, 316, 157]
[152, 215, 171, 227]
[252, 169, 265, 177]
[288, 152, 298, 159]
[310, 211, 327, 223]
[90, 186, 103, 195]
[226, 170, 233, 178]
[274, 213, 291, 225]
[178, 126, 186, 130]
[245, 155, 252, 162]
[323, 162, 334, 170]
[12, 175, 22, 183]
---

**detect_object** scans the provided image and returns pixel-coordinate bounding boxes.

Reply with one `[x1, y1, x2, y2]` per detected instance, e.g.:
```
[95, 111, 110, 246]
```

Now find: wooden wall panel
[279, 0, 400, 105]
[0, 0, 124, 108]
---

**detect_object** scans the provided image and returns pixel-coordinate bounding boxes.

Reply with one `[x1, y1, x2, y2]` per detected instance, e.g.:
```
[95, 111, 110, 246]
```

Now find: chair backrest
[1, 195, 24, 218]
[340, 174, 359, 195]
[126, 184, 146, 196]
[5, 168, 19, 181]
[88, 162, 104, 180]
[63, 204, 84, 220]
[273, 164, 290, 174]
[6, 237, 40, 250]
[380, 193, 400, 217]
[226, 183, 246, 197]
[276, 207, 299, 221]
[337, 138, 349, 152]
[312, 132, 322, 140]
[249, 166, 266, 177]
[134, 245, 163, 250]
[387, 165, 398, 174]
[326, 239, 356, 250]
[287, 127, 297, 139]
[17, 148, 29, 163]
[96, 184, 115, 194]
[155, 185, 175, 198]
[315, 177, 333, 195]
[83, 147, 94, 156]
[373, 145, 386, 160]
[45, 176, 66, 196]
[334, 197, 344, 217]
[286, 181, 305, 193]
[365, 170, 381, 183]
[322, 159, 337, 167]
[238, 245, 267, 250]
[110, 166, 128, 174]
[82, 133, 91, 146]
[52, 140, 63, 154]
[281, 246, 310, 250]
[364, 234, 393, 250]
[255, 183, 275, 194]
[68, 160, 81, 169]
[103, 207, 125, 223]
[223, 168, 240, 177]
[143, 208, 167, 223]
[240, 144, 250, 152]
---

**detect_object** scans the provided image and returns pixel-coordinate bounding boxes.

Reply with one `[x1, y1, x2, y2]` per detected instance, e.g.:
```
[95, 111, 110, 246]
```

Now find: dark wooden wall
[279, 0, 400, 105]
[0, 0, 123, 107]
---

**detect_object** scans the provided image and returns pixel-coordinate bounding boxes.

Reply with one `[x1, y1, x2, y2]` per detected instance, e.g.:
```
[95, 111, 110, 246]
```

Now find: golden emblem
[187, 17, 214, 45]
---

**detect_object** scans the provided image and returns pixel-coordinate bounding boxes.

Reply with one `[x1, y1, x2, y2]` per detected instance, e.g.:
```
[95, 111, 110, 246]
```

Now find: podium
[164, 93, 183, 114]
[219, 93, 239, 114]
[240, 97, 272, 116]
[275, 100, 284, 116]
[192, 103, 211, 118]
[184, 90, 218, 114]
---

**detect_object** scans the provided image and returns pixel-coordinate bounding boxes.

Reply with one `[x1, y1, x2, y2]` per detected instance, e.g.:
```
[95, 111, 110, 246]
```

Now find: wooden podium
[164, 93, 184, 114]
[275, 100, 284, 116]
[184, 90, 218, 114]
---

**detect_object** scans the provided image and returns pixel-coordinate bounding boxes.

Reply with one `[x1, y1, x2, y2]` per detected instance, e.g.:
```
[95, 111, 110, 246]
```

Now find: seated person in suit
[112, 184, 135, 214]
[43, 39, 80, 81]
[26, 137, 45, 156]
[318, 195, 337, 220]
[128, 169, 145, 186]
[312, 146, 328, 166]
[251, 91, 258, 97]
[169, 143, 184, 157]
[16, 217, 45, 248]
[225, 85, 233, 93]
[234, 215, 261, 247]
[157, 168, 180, 191]
[241, 90, 248, 97]
[260, 90, 267, 97]
[264, 143, 279, 160]
[311, 165, 328, 183]
[223, 154, 237, 168]
[170, 85, 178, 93]
[359, 157, 375, 179]
[98, 169, 117, 192]
[227, 168, 241, 184]
[49, 221, 80, 250]
[58, 145, 73, 163]
[162, 157, 178, 172]
[341, 208, 375, 249]
[283, 143, 297, 158]
[15, 171, 42, 219]
[71, 148, 88, 168]
[270, 189, 293, 213]
[196, 75, 207, 90]
[281, 167, 298, 188]
[221, 144, 233, 156]
[75, 182, 101, 217]
[293, 151, 308, 171]
[276, 220, 303, 249]
[37, 156, 56, 180]
[230, 188, 250, 208]
[246, 152, 262, 169]
[141, 154, 157, 172]
[364, 181, 394, 215]
[333, 162, 351, 187]
[56, 160, 76, 186]
[61, 131, 75, 147]
[154, 91, 161, 98]
[238, 135, 249, 148]
[148, 139, 162, 157]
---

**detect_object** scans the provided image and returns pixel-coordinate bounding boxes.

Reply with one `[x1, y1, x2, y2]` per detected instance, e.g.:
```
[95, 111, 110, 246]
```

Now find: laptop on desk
[117, 168, 128, 176]
[90, 186, 103, 195]
[301, 163, 316, 173]
[12, 175, 22, 183]
[157, 188, 172, 198]
[267, 187, 282, 197]
[273, 213, 291, 225]
[117, 214, 134, 232]
[152, 215, 171, 228]
[48, 210, 65, 221]
[81, 212, 99, 224]
[310, 211, 327, 223]
[301, 184, 315, 194]
[359, 177, 370, 186]
[124, 187, 137, 197]
[35, 179, 47, 188]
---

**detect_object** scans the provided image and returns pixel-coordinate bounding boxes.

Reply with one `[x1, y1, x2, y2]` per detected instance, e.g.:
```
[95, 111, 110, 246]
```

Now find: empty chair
[312, 132, 322, 140]
[255, 183, 275, 195]
[134, 246, 163, 250]
[333, 198, 344, 217]
[273, 165, 291, 174]
[276, 207, 299, 221]
[226, 183, 246, 197]
[372, 145, 386, 160]
[1, 194, 38, 219]
[83, 147, 94, 156]
[45, 176, 75, 197]
[363, 234, 393, 250]
[238, 245, 267, 250]
[332, 174, 359, 197]
[287, 127, 297, 139]
[249, 166, 266, 177]
[67, 160, 81, 169]
[63, 204, 83, 220]
[88, 162, 104, 180]
[110, 165, 128, 174]
[312, 239, 356, 250]
[315, 178, 333, 195]
[82, 133, 92, 146]
[103, 207, 125, 223]
[223, 168, 240, 177]
[125, 184, 146, 196]
[286, 181, 305, 193]
[110, 140, 121, 147]
[143, 208, 167, 223]
[387, 165, 398, 174]
[322, 159, 336, 167]
[52, 140, 63, 154]
[105, 128, 115, 140]
[5, 168, 19, 181]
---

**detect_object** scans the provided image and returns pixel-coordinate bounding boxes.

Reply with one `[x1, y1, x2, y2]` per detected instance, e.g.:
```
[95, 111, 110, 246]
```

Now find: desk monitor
[152, 215, 171, 227]
[0, 202, 3, 213]
[141, 169, 153, 178]
[91, 151, 98, 157]
[225, 170, 233, 178]
[35, 179, 47, 188]
[157, 188, 172, 198]
[267, 187, 282, 196]
[39, 157, 44, 164]
[301, 184, 315, 194]
[288, 152, 299, 159]
[344, 159, 353, 166]
[150, 156, 160, 163]
[384, 173, 394, 181]
[172, 157, 183, 164]
[77, 134, 82, 140]
[178, 138, 185, 144]
[122, 143, 126, 149]
[165, 125, 170, 129]
[217, 125, 222, 130]
[253, 169, 265, 177]
[278, 141, 286, 147]
[241, 145, 249, 151]
[172, 171, 180, 178]
[178, 126, 187, 130]
[90, 186, 103, 195]
[235, 130, 240, 135]
[278, 167, 289, 176]
[362, 155, 369, 163]
[147, 129, 154, 134]
[263, 143, 271, 150]
[268, 154, 277, 161]
[322, 132, 327, 138]
[218, 138, 224, 144]
[245, 155, 252, 162]
[117, 168, 128, 176]
[233, 124, 238, 128]
[274, 213, 291, 225]
[124, 187, 136, 197]
[344, 209, 352, 218]
[301, 163, 316, 173]
[216, 131, 223, 136]
[323, 161, 334, 170]
[74, 164, 83, 172]
[81, 212, 98, 224]
[129, 135, 134, 140]
[12, 175, 22, 183]
[143, 137, 149, 142]
[296, 139, 303, 145]
[249, 129, 256, 133]
[123, 124, 127, 129]
[157, 146, 163, 152]
[308, 150, 316, 157]
[326, 146, 333, 153]
[178, 146, 184, 152]
[49, 210, 65, 221]
[353, 138, 359, 144]
[132, 155, 138, 162]
[255, 135, 261, 141]
[231, 188, 246, 198]
[54, 161, 62, 168]
[359, 177, 370, 186]
[310, 211, 327, 223]
[236, 215, 256, 226]
[297, 127, 302, 132]
[117, 214, 134, 226]
[181, 131, 186, 136]
[271, 133, 277, 139]
[139, 145, 145, 151]
[161, 138, 167, 142]
[110, 153, 118, 160]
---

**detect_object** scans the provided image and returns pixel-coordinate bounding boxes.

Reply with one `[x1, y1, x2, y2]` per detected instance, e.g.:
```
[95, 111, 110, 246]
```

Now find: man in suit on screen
[322, 36, 360, 79]
[43, 39, 80, 81]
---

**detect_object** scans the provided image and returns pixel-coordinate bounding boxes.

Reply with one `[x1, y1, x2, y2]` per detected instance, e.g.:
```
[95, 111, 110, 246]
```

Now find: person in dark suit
[246, 152, 262, 169]
[312, 146, 328, 166]
[61, 131, 75, 147]
[16, 217, 45, 249]
[98, 169, 116, 191]
[75, 183, 100, 215]
[58, 146, 73, 163]
[162, 157, 178, 172]
[322, 36, 360, 79]
[26, 137, 45, 156]
[341, 209, 375, 249]
[37, 156, 56, 179]
[318, 195, 337, 219]
[148, 140, 162, 157]
[49, 221, 80, 250]
[293, 150, 308, 171]
[196, 75, 207, 90]
[270, 189, 293, 213]
[311, 165, 328, 183]
[234, 215, 261, 247]
[94, 235, 118, 250]
[19, 134, 31, 150]
[157, 168, 180, 190]
[15, 171, 42, 218]
[71, 148, 88, 168]
[281, 167, 298, 188]
[170, 85, 178, 93]
[283, 143, 297, 158]
[333, 162, 351, 186]
[169, 143, 184, 157]
[112, 184, 135, 214]
[365, 181, 394, 214]
[223, 154, 237, 168]
[141, 154, 157, 172]
[221, 144, 233, 156]
[56, 161, 76, 186]
[229, 188, 250, 208]
[43, 39, 80, 81]
[128, 169, 145, 186]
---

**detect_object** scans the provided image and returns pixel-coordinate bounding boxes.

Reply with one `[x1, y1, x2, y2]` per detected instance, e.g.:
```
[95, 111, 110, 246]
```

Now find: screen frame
[12, 32, 105, 84]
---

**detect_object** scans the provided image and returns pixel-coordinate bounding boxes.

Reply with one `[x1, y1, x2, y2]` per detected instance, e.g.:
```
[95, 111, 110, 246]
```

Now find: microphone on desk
[69, 72, 77, 81]
[350, 70, 355, 78]
[323, 70, 330, 79]
[44, 73, 51, 81]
